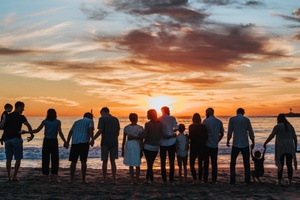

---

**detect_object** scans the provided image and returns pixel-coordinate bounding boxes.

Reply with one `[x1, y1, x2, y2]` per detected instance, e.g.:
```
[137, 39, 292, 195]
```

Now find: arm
[248, 120, 255, 149]
[57, 121, 67, 143]
[23, 120, 44, 134]
[23, 121, 34, 141]
[263, 126, 277, 148]
[93, 129, 102, 141]
[250, 148, 255, 159]
[0, 114, 6, 129]
[219, 131, 224, 142]
[65, 130, 73, 149]
[262, 147, 266, 158]
[121, 131, 127, 157]
[88, 127, 94, 147]
[227, 119, 233, 147]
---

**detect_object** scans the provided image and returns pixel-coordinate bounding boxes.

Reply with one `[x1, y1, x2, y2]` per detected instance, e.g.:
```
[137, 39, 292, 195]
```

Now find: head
[277, 113, 289, 131]
[46, 109, 57, 121]
[147, 109, 158, 121]
[236, 108, 245, 115]
[100, 107, 110, 116]
[205, 108, 214, 118]
[192, 113, 201, 124]
[14, 101, 25, 114]
[254, 150, 261, 158]
[4, 103, 13, 112]
[178, 124, 185, 133]
[129, 113, 138, 124]
[83, 112, 93, 119]
[161, 106, 170, 115]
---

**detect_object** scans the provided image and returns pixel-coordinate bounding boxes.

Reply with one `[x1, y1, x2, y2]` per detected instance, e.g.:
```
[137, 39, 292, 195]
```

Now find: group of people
[0, 101, 298, 186]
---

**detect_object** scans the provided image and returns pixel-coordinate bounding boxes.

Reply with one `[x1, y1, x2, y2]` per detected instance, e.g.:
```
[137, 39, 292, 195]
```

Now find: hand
[226, 141, 230, 147]
[250, 143, 254, 150]
[90, 140, 94, 147]
[63, 142, 69, 149]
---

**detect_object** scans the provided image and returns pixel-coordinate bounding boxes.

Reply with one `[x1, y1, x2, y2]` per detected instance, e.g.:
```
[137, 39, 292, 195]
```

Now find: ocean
[0, 116, 299, 170]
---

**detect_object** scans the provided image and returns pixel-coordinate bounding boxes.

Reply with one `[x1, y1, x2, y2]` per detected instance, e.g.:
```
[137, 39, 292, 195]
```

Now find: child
[0, 103, 13, 144]
[122, 113, 144, 184]
[23, 108, 67, 182]
[251, 147, 266, 183]
[176, 124, 189, 184]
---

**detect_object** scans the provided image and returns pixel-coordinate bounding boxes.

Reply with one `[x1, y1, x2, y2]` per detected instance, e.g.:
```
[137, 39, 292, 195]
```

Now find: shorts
[69, 143, 89, 162]
[5, 138, 23, 160]
[177, 155, 187, 167]
[101, 145, 118, 161]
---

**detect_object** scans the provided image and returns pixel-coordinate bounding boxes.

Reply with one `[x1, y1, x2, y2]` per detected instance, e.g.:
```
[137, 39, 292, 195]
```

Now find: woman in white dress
[122, 113, 144, 184]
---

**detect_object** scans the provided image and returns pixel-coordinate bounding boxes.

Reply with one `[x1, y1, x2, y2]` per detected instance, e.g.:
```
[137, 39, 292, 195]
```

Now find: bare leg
[102, 160, 108, 183]
[129, 166, 134, 184]
[81, 161, 87, 183]
[70, 161, 77, 183]
[13, 160, 21, 181]
[136, 166, 140, 183]
[111, 158, 116, 184]
[6, 160, 12, 181]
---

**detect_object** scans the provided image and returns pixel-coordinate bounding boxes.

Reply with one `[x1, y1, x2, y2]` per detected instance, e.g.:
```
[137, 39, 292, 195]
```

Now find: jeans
[160, 144, 176, 183]
[42, 138, 59, 175]
[143, 149, 158, 181]
[278, 153, 293, 180]
[190, 150, 206, 181]
[204, 147, 218, 182]
[230, 146, 250, 184]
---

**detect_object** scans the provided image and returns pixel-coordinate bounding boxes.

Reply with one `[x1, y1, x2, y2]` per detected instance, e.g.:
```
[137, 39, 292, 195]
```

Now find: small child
[251, 147, 266, 183]
[122, 113, 144, 184]
[176, 124, 189, 184]
[0, 103, 13, 144]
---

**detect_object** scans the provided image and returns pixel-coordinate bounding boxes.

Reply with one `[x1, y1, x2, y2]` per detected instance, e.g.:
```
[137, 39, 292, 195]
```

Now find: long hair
[46, 109, 57, 121]
[192, 113, 201, 124]
[277, 113, 290, 131]
[147, 109, 158, 122]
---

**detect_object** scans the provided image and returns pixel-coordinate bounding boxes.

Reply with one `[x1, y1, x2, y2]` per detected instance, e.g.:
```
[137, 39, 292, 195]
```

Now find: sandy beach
[0, 167, 299, 199]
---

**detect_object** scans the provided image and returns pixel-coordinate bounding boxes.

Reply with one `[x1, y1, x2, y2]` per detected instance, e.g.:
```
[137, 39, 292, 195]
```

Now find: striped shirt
[70, 117, 94, 144]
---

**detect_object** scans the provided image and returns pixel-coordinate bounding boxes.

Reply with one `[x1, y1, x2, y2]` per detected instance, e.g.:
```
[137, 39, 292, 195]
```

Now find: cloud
[0, 47, 43, 55]
[281, 77, 298, 83]
[81, 3, 109, 20]
[31, 97, 79, 107]
[245, 1, 264, 6]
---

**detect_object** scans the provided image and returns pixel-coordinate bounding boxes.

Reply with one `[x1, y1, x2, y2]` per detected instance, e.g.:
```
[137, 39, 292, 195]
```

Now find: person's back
[189, 123, 207, 151]
[44, 119, 60, 139]
[203, 116, 224, 148]
[98, 113, 120, 147]
[228, 114, 254, 148]
[176, 132, 188, 157]
[159, 114, 178, 146]
[71, 117, 94, 144]
[144, 120, 162, 147]
[4, 112, 26, 140]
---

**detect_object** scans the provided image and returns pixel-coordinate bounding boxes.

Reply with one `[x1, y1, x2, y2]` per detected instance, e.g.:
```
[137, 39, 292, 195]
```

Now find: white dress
[123, 124, 144, 166]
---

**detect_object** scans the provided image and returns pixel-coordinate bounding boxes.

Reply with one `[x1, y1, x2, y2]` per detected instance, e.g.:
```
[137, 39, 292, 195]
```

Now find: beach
[0, 167, 299, 200]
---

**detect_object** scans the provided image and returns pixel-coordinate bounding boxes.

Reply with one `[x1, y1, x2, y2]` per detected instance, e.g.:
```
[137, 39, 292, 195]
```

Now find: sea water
[0, 116, 299, 170]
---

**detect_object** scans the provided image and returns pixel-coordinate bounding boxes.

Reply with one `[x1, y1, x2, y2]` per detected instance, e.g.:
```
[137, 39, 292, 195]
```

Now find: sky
[1, 0, 300, 117]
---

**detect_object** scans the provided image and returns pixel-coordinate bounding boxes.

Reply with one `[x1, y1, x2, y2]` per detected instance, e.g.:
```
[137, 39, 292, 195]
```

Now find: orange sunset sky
[1, 0, 300, 117]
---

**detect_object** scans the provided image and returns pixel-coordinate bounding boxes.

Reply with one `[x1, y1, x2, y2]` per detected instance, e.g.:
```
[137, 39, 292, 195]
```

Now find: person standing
[263, 114, 297, 185]
[3, 101, 33, 181]
[143, 109, 163, 184]
[227, 108, 255, 184]
[0, 103, 13, 144]
[176, 124, 189, 184]
[121, 113, 144, 184]
[158, 106, 178, 184]
[65, 112, 94, 184]
[92, 107, 120, 184]
[202, 107, 224, 184]
[188, 113, 208, 184]
[23, 108, 67, 182]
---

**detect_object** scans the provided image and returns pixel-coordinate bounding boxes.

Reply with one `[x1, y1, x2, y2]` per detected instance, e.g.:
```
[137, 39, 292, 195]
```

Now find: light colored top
[176, 133, 188, 157]
[70, 117, 94, 144]
[124, 124, 144, 138]
[44, 120, 59, 139]
[158, 114, 179, 146]
[227, 114, 254, 148]
[266, 123, 297, 170]
[203, 116, 224, 148]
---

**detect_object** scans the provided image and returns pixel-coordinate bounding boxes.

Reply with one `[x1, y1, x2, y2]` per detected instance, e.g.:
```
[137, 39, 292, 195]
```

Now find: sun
[147, 96, 175, 114]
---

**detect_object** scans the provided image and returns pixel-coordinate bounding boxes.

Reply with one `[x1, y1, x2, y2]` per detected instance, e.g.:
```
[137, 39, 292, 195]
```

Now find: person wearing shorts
[65, 112, 94, 183]
[3, 101, 33, 181]
[93, 107, 120, 184]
